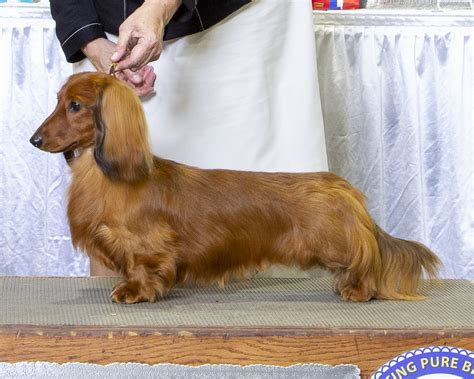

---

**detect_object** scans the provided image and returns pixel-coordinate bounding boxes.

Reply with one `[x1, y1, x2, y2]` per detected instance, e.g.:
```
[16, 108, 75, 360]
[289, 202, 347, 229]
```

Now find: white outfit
[76, 0, 327, 173]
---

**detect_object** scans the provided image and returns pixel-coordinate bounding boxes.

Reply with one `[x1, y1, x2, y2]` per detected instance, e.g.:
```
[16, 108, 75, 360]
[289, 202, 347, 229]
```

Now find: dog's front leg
[111, 252, 177, 304]
[93, 223, 178, 304]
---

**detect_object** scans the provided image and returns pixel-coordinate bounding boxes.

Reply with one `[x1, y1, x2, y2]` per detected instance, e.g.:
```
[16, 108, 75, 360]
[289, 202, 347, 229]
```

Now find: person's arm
[50, 0, 107, 63]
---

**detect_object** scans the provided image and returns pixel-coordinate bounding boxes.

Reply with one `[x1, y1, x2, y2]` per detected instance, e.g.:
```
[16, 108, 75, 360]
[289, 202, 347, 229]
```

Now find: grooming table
[0, 277, 472, 377]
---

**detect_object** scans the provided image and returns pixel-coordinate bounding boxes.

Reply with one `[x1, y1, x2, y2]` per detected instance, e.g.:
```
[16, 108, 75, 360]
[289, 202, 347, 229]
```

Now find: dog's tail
[373, 225, 440, 300]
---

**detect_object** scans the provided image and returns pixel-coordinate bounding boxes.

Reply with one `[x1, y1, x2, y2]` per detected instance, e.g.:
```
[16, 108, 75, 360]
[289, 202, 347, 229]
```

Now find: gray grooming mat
[0, 277, 472, 329]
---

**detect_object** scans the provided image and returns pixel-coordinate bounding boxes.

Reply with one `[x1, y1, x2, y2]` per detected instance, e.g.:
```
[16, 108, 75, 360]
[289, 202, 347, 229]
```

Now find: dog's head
[30, 72, 153, 182]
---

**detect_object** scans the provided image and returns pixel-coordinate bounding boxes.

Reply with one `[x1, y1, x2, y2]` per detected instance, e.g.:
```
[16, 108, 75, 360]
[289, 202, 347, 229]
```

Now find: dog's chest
[66, 175, 128, 245]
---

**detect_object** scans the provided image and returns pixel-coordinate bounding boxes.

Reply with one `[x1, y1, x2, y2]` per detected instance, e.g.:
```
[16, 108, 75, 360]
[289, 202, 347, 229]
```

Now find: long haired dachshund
[30, 72, 440, 304]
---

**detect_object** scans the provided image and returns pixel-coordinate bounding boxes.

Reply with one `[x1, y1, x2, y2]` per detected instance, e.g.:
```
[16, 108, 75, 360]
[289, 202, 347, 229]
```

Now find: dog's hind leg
[330, 219, 381, 302]
[306, 185, 382, 302]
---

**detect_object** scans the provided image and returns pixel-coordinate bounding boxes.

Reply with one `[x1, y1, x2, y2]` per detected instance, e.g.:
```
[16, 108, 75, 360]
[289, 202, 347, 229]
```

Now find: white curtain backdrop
[1, 6, 473, 278]
[0, 5, 81, 275]
[315, 10, 473, 279]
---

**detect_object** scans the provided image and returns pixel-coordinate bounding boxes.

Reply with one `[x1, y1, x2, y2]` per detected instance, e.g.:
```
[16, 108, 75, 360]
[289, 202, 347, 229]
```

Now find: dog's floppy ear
[93, 81, 153, 182]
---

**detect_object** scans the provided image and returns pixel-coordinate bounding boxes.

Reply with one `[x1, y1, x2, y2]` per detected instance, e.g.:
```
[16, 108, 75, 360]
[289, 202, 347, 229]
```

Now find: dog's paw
[111, 281, 157, 304]
[339, 286, 373, 302]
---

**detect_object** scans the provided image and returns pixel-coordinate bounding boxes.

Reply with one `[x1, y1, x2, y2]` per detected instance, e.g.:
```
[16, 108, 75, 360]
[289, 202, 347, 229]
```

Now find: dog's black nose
[30, 134, 43, 148]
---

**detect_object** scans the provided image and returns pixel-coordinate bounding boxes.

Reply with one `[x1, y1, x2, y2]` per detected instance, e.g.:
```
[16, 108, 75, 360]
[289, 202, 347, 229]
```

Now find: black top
[50, 0, 251, 63]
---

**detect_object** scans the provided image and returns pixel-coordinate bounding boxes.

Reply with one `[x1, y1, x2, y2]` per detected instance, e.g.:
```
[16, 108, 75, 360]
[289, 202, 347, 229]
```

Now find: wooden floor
[1, 277, 473, 378]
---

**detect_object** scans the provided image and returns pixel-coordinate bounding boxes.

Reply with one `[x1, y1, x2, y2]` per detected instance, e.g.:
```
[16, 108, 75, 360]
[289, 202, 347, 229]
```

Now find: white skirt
[76, 0, 327, 172]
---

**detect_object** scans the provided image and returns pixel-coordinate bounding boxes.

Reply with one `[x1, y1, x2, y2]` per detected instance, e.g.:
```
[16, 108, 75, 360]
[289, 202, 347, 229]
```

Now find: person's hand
[82, 38, 156, 97]
[111, 0, 182, 72]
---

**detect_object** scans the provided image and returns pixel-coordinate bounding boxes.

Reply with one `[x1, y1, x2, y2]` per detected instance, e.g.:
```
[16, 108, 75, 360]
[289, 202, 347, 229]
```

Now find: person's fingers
[121, 69, 143, 85]
[114, 72, 142, 95]
[142, 66, 157, 89]
[130, 69, 155, 97]
[140, 65, 153, 79]
[114, 71, 128, 82]
[117, 78, 153, 97]
[111, 27, 133, 63]
[142, 77, 156, 95]
[135, 84, 154, 97]
[132, 76, 154, 97]
[133, 66, 156, 96]
[114, 38, 153, 72]
[109, 59, 155, 97]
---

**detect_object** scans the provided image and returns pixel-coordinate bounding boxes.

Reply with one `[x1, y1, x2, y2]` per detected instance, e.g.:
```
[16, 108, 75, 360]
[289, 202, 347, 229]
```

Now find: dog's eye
[68, 101, 81, 112]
